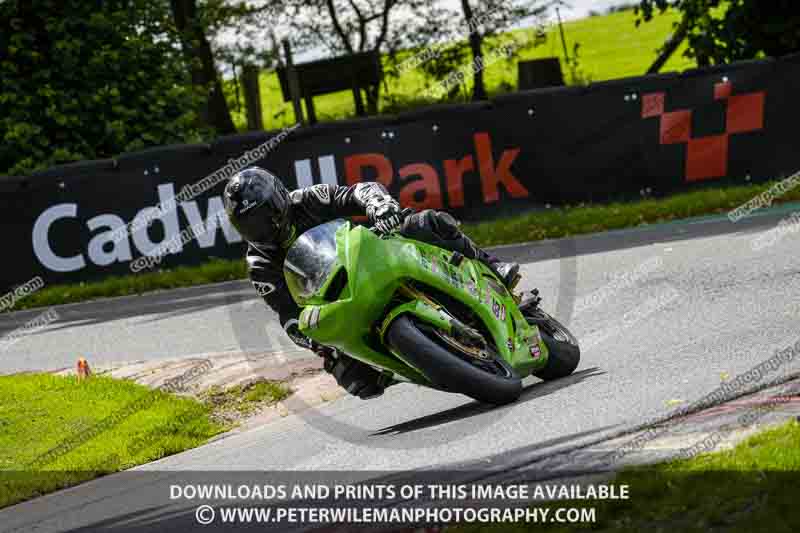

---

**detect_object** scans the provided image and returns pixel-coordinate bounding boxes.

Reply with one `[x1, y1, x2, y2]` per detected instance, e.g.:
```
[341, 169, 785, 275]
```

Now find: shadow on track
[369, 367, 605, 437]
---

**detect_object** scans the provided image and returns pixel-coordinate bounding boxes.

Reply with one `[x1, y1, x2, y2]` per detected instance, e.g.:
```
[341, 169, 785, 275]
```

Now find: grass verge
[458, 419, 800, 533]
[0, 373, 225, 509]
[200, 379, 292, 426]
[10, 257, 247, 311]
[465, 182, 800, 247]
[6, 180, 800, 312]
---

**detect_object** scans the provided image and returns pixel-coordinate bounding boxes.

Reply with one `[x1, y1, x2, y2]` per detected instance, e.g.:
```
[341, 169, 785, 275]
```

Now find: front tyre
[524, 308, 581, 381]
[385, 315, 522, 405]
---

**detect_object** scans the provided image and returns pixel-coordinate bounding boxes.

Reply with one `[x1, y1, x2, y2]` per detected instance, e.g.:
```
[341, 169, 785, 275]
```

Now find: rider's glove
[366, 195, 403, 235]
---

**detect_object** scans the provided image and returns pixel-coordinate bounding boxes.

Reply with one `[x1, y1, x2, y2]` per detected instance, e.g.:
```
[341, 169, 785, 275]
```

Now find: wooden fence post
[282, 39, 305, 126]
[242, 64, 264, 131]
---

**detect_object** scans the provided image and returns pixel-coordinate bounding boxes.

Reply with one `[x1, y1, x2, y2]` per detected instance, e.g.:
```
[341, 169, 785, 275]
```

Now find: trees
[266, 0, 451, 114]
[460, 0, 487, 100]
[456, 0, 549, 101]
[266, 0, 548, 109]
[637, 0, 800, 66]
[169, 0, 237, 134]
[0, 0, 206, 176]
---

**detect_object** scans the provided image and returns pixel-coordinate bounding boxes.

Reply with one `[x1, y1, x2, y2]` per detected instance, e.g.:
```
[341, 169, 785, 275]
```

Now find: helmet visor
[231, 181, 291, 246]
[231, 209, 274, 245]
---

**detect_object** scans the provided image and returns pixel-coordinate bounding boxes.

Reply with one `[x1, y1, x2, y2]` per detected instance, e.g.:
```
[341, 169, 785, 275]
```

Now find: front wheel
[385, 315, 522, 405]
[524, 308, 581, 381]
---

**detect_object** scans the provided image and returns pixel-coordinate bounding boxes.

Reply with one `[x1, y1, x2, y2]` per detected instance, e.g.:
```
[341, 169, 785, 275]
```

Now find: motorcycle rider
[223, 166, 520, 400]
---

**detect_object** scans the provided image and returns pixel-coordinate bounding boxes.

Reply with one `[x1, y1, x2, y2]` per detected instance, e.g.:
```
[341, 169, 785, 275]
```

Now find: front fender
[378, 300, 452, 343]
[377, 299, 453, 379]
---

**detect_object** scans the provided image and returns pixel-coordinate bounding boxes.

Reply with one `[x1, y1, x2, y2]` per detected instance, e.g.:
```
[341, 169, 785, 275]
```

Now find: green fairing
[288, 220, 548, 388]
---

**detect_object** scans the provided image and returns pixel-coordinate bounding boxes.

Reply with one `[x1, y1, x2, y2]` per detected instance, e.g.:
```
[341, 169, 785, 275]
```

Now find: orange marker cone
[77, 358, 92, 380]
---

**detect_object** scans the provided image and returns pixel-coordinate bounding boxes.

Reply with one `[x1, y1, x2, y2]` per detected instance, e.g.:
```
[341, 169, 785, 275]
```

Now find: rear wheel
[523, 308, 581, 381]
[385, 315, 522, 405]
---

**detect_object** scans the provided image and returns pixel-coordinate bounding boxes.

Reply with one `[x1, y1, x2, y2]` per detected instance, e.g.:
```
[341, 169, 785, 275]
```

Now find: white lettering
[131, 183, 183, 257]
[32, 204, 86, 272]
[32, 183, 242, 274]
[87, 214, 132, 266]
[180, 196, 241, 248]
[294, 155, 339, 188]
[132, 207, 167, 256]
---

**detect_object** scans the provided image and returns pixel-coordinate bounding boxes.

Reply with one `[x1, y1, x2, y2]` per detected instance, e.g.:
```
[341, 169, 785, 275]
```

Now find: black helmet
[223, 167, 293, 249]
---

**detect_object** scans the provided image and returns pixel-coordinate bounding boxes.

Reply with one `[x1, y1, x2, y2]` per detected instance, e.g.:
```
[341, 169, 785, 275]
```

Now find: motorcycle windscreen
[283, 219, 346, 301]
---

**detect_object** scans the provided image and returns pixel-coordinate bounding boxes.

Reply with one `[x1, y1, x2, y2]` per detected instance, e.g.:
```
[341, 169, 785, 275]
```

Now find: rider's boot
[323, 349, 395, 399]
[492, 261, 522, 291]
[464, 237, 521, 290]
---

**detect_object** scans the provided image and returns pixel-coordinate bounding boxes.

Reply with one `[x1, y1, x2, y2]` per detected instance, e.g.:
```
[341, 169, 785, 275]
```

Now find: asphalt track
[2, 204, 800, 532]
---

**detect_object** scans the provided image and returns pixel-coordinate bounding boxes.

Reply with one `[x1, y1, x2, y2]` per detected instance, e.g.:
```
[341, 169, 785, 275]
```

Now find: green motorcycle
[284, 219, 580, 405]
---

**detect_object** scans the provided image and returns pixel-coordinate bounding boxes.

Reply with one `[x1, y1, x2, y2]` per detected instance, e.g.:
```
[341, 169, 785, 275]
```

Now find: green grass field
[0, 373, 225, 508]
[227, 8, 694, 130]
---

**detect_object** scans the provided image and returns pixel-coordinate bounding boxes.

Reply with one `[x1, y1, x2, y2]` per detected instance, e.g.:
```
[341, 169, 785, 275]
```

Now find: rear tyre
[524, 309, 581, 381]
[385, 315, 522, 405]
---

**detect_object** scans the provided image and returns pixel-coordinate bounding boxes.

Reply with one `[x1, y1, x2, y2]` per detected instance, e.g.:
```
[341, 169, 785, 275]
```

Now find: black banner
[1, 470, 797, 532]
[1, 53, 799, 290]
